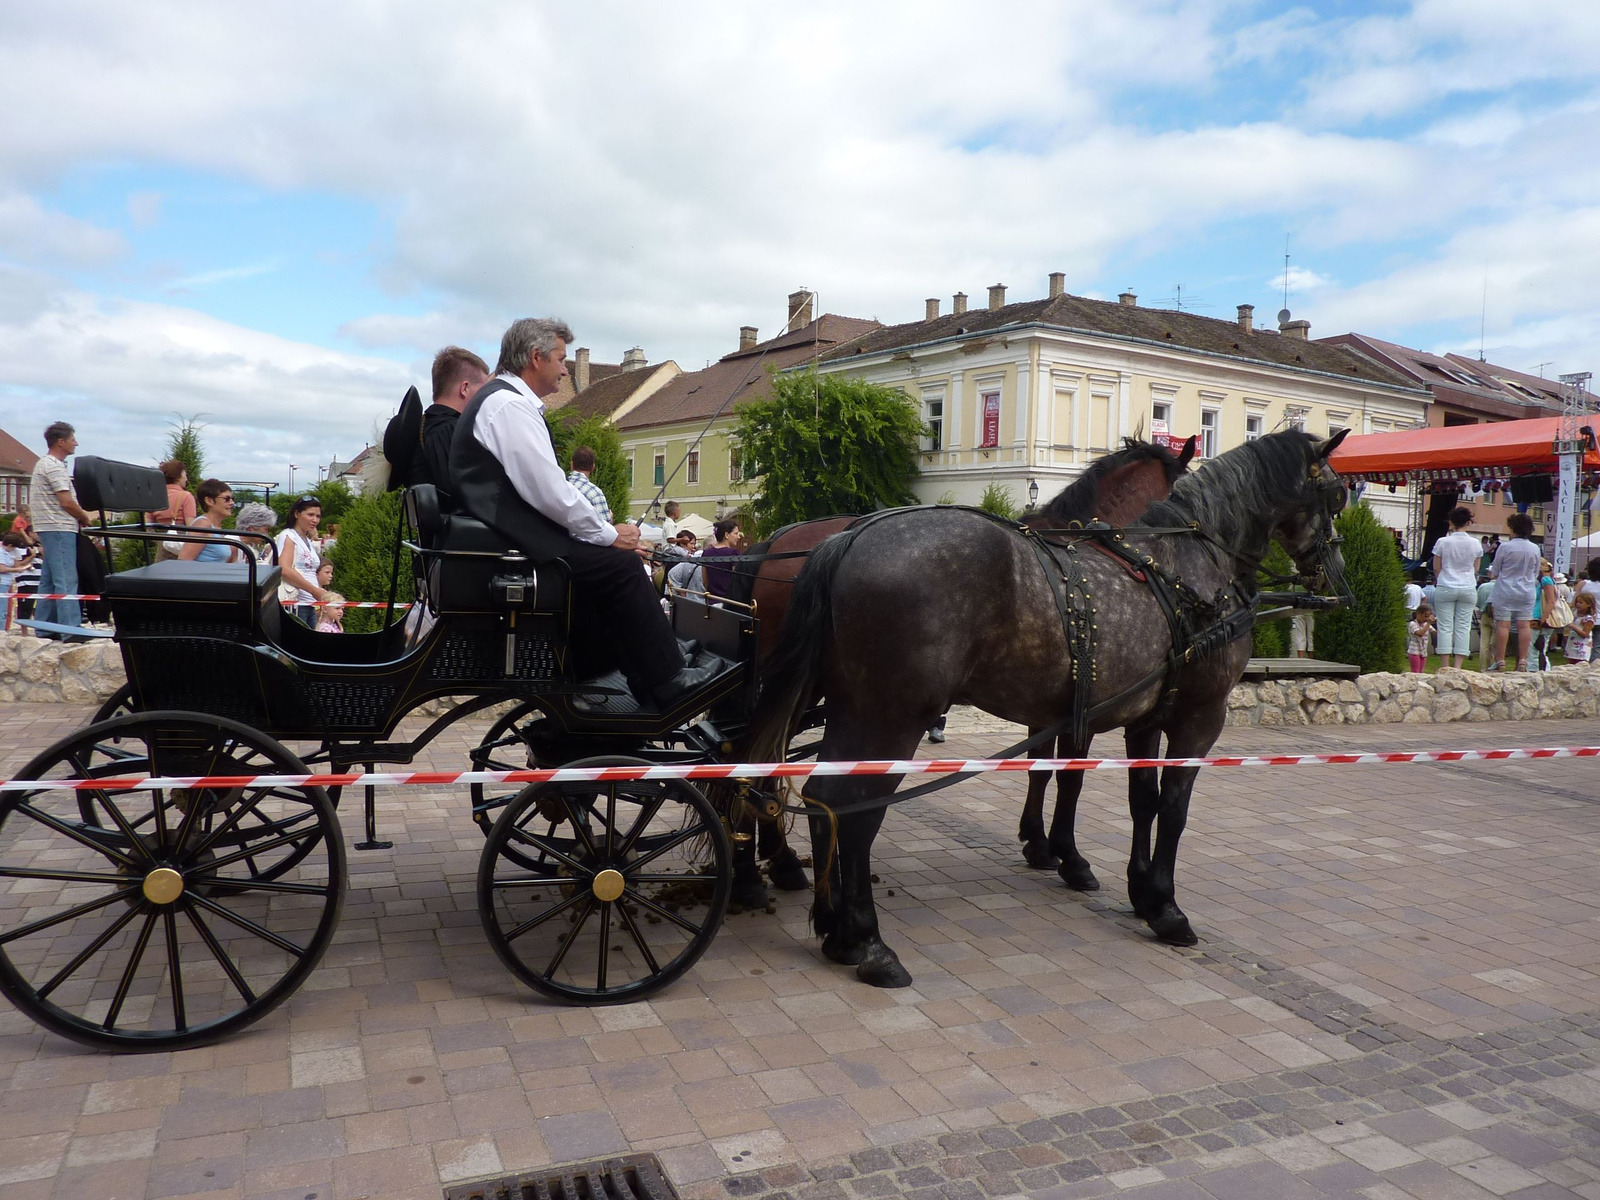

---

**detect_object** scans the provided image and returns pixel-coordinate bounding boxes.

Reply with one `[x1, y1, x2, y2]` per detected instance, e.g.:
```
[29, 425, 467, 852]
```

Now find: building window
[626, 456, 635, 486]
[1151, 401, 1171, 428]
[728, 446, 742, 483]
[979, 391, 1000, 448]
[1284, 407, 1308, 432]
[687, 449, 700, 484]
[1245, 414, 1262, 442]
[652, 450, 665, 487]
[1200, 409, 1219, 459]
[923, 396, 943, 451]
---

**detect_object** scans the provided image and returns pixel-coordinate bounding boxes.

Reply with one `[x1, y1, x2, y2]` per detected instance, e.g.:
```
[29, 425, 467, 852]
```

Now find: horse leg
[1048, 737, 1099, 890]
[728, 793, 770, 909]
[1018, 727, 1058, 869]
[1123, 724, 1163, 922]
[806, 806, 843, 942]
[1141, 762, 1201, 945]
[758, 813, 810, 892]
[833, 800, 911, 987]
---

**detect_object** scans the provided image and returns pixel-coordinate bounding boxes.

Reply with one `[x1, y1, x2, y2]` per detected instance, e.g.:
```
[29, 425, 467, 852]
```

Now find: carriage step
[443, 1152, 681, 1200]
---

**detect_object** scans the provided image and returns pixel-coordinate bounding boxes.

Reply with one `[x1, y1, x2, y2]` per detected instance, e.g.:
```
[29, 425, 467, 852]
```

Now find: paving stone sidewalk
[0, 703, 1597, 1200]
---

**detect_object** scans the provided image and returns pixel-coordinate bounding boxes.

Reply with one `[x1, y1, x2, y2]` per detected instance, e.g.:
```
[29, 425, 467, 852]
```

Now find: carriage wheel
[0, 712, 345, 1050]
[479, 755, 730, 1004]
[468, 701, 542, 832]
[92, 684, 136, 724]
[72, 710, 331, 882]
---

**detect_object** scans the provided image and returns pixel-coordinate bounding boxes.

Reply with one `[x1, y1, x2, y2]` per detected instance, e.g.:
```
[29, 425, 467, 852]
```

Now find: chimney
[574, 347, 591, 392]
[1280, 316, 1311, 340]
[925, 297, 940, 321]
[1118, 290, 1137, 307]
[739, 325, 758, 352]
[952, 291, 968, 315]
[786, 288, 814, 332]
[1048, 272, 1065, 299]
[621, 346, 646, 371]
[988, 283, 1007, 311]
[1236, 304, 1254, 334]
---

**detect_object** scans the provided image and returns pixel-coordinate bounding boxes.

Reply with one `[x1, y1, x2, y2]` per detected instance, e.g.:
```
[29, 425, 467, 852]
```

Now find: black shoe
[648, 655, 729, 709]
[676, 637, 701, 660]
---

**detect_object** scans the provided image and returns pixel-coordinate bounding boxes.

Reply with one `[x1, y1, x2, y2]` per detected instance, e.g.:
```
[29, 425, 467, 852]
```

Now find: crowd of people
[2, 419, 352, 637]
[1402, 507, 1600, 673]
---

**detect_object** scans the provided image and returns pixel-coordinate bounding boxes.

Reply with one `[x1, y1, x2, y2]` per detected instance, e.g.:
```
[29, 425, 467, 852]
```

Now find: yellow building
[611, 297, 879, 521]
[812, 278, 1430, 528]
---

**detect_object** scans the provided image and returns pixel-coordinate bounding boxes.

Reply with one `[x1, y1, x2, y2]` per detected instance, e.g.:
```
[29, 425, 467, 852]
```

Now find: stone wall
[0, 633, 125, 705]
[1224, 663, 1600, 727]
[2, 629, 1597, 731]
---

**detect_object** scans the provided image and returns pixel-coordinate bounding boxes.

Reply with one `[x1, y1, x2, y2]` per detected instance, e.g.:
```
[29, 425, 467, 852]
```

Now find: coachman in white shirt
[451, 318, 723, 708]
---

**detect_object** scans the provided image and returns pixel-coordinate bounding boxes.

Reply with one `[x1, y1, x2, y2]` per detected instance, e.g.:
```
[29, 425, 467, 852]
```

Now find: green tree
[163, 416, 207, 490]
[978, 482, 1018, 520]
[326, 490, 411, 634]
[545, 411, 631, 519]
[1313, 500, 1407, 673]
[732, 370, 925, 538]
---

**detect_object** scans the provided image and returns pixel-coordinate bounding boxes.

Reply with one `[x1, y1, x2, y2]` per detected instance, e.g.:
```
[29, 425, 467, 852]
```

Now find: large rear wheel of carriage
[0, 712, 344, 1050]
[479, 755, 730, 1004]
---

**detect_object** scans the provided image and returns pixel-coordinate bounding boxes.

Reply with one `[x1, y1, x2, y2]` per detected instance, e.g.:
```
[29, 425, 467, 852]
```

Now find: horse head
[1031, 435, 1196, 529]
[1272, 428, 1351, 597]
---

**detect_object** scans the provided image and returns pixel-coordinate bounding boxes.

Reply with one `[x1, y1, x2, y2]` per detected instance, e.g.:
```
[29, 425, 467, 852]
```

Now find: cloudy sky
[1, 1, 1596, 484]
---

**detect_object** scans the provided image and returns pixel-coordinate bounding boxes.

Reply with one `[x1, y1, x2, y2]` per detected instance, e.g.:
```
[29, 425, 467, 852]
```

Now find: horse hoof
[856, 948, 912, 989]
[1149, 911, 1198, 946]
[767, 851, 810, 892]
[1059, 864, 1101, 892]
[731, 877, 770, 910]
[1022, 840, 1061, 871]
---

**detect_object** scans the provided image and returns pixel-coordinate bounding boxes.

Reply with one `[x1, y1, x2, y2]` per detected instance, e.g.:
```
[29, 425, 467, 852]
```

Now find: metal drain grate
[443, 1154, 681, 1200]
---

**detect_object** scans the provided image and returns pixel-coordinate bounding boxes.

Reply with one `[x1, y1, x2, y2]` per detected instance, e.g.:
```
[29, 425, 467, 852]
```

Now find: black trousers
[560, 538, 683, 688]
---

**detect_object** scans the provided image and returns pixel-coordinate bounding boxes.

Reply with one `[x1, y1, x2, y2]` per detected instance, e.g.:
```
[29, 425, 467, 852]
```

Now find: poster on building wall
[1150, 417, 1187, 455]
[981, 392, 1000, 448]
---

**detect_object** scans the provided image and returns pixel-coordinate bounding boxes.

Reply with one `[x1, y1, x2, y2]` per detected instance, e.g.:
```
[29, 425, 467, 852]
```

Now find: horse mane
[1029, 438, 1188, 527]
[1139, 430, 1317, 548]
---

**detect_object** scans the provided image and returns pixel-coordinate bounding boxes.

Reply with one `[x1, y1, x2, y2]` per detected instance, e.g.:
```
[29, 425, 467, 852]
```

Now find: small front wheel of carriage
[0, 711, 345, 1051]
[478, 755, 730, 1004]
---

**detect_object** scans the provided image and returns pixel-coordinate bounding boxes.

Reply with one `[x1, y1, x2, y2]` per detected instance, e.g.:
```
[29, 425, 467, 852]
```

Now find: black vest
[449, 379, 575, 561]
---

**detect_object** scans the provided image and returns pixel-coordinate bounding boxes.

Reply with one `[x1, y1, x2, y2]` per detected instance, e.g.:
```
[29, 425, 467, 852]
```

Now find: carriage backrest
[74, 456, 166, 514]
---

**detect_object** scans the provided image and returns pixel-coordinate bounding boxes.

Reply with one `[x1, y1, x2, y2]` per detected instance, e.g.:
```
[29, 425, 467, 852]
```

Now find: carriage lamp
[1027, 477, 1039, 507]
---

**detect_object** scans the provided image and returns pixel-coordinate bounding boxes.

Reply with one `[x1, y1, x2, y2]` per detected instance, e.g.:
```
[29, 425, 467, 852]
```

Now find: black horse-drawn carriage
[0, 459, 777, 1050]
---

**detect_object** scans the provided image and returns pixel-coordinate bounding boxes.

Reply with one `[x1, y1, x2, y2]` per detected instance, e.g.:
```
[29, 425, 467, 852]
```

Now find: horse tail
[746, 528, 854, 765]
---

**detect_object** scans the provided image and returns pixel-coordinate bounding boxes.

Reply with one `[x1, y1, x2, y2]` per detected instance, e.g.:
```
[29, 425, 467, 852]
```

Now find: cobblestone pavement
[0, 702, 1597, 1199]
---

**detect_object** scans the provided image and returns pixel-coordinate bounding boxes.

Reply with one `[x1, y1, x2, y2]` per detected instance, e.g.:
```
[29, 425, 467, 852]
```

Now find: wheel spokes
[36, 901, 146, 1001]
[0, 884, 142, 946]
[182, 901, 258, 1005]
[543, 896, 594, 979]
[627, 889, 706, 937]
[614, 900, 662, 974]
[187, 893, 307, 959]
[503, 888, 588, 943]
[104, 910, 159, 1028]
[13, 802, 141, 870]
[162, 910, 187, 1032]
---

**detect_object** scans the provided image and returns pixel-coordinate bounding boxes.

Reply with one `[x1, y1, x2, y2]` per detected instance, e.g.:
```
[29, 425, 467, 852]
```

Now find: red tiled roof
[560, 363, 675, 424]
[0, 429, 38, 477]
[617, 315, 880, 431]
[821, 295, 1417, 389]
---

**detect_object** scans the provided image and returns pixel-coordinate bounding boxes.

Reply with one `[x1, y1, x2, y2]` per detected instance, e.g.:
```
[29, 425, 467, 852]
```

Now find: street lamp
[288, 464, 299, 495]
[1026, 477, 1039, 508]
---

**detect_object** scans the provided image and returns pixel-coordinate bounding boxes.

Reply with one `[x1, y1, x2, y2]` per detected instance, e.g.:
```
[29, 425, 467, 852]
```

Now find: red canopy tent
[1329, 416, 1600, 484]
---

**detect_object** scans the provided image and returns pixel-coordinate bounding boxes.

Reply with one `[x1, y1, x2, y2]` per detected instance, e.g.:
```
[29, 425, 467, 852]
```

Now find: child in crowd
[1567, 593, 1596, 666]
[1406, 602, 1434, 673]
[316, 592, 346, 633]
[316, 560, 335, 591]
[0, 532, 39, 630]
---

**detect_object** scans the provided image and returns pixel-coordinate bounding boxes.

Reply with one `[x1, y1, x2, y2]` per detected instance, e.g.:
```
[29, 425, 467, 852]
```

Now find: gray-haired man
[451, 318, 721, 708]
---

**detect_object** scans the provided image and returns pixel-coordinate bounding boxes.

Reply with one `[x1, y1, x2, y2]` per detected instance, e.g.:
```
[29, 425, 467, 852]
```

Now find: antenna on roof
[1155, 283, 1211, 311]
[1478, 268, 1488, 362]
[1537, 361, 1554, 378]
[1277, 234, 1292, 327]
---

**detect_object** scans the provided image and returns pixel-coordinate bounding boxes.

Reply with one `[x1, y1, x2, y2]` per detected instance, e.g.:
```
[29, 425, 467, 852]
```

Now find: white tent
[676, 513, 716, 540]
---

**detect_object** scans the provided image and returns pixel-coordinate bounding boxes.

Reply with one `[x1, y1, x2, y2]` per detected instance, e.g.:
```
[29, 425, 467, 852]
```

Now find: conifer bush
[1312, 500, 1406, 673]
[325, 490, 411, 634]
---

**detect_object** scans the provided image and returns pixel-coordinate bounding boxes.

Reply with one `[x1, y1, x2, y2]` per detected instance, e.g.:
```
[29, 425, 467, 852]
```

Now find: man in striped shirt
[565, 445, 611, 523]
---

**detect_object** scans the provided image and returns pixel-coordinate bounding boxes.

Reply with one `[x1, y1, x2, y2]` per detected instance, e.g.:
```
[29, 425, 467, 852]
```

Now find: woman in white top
[274, 497, 332, 625]
[1430, 505, 1482, 668]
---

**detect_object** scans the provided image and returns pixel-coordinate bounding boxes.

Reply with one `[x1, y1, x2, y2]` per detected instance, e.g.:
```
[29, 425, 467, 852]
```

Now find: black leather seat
[103, 560, 282, 641]
[404, 485, 568, 617]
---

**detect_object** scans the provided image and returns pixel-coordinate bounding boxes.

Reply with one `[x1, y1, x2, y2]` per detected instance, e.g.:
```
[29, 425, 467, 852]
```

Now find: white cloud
[0, 267, 411, 479]
[1269, 265, 1333, 294]
[0, 191, 124, 266]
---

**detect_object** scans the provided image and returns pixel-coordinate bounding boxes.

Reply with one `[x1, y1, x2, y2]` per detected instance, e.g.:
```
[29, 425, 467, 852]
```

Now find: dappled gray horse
[748, 429, 1349, 987]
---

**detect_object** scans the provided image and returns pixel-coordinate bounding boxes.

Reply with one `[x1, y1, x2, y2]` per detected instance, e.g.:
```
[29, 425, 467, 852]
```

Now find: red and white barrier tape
[1, 746, 1596, 793]
[21, 595, 410, 609]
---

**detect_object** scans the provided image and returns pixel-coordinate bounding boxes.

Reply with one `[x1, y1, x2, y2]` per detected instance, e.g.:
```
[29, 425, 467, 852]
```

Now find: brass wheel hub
[591, 868, 625, 903]
[141, 867, 185, 905]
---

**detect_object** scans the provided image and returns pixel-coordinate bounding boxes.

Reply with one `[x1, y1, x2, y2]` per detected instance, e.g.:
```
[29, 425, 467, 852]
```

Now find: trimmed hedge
[1313, 500, 1407, 673]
